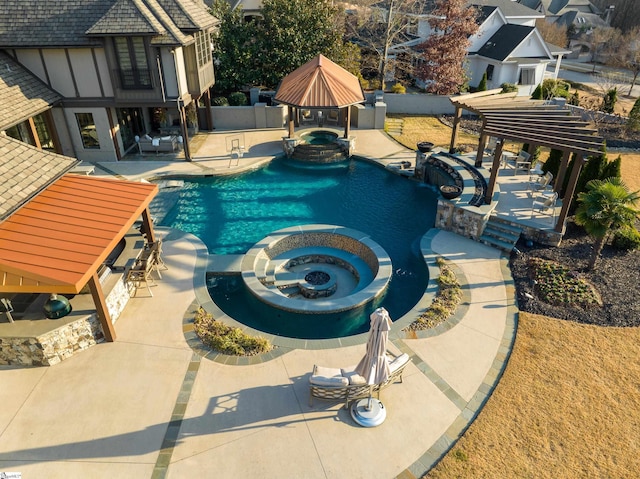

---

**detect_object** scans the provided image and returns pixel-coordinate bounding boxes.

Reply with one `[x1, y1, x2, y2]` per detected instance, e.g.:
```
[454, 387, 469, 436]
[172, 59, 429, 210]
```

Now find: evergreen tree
[543, 149, 563, 177]
[602, 155, 622, 179]
[601, 88, 618, 113]
[627, 97, 640, 133]
[531, 84, 543, 100]
[478, 72, 487, 91]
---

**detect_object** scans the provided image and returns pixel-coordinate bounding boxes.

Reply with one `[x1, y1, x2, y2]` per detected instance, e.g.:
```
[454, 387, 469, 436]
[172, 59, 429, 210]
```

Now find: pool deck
[0, 129, 517, 478]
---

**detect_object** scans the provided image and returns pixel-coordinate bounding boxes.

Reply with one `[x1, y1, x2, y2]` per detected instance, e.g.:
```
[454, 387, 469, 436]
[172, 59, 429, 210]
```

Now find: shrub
[568, 90, 580, 106]
[612, 226, 640, 251]
[627, 97, 640, 133]
[601, 88, 617, 114]
[212, 96, 229, 106]
[531, 84, 543, 100]
[391, 83, 406, 94]
[193, 308, 272, 356]
[228, 91, 248, 106]
[501, 82, 518, 93]
[477, 72, 487, 91]
[543, 149, 563, 178]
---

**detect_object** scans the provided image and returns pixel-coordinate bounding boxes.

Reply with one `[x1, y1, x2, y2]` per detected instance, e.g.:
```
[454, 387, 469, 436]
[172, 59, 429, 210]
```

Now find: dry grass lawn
[386, 115, 478, 150]
[426, 313, 640, 478]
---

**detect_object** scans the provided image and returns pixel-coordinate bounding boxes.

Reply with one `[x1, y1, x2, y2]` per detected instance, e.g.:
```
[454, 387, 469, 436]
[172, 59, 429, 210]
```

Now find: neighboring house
[374, 0, 557, 95]
[0, 0, 219, 162]
[518, 0, 612, 29]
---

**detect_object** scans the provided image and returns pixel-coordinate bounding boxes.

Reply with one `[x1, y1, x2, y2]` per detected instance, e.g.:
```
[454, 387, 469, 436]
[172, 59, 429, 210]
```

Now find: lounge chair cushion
[341, 366, 367, 385]
[309, 366, 348, 387]
[388, 353, 410, 374]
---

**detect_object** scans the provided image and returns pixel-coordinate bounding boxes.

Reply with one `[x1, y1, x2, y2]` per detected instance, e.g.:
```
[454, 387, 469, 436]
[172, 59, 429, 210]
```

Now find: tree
[209, 0, 260, 92]
[614, 26, 640, 95]
[575, 177, 640, 269]
[346, 0, 420, 89]
[416, 0, 479, 95]
[627, 97, 640, 133]
[535, 18, 568, 47]
[255, 0, 348, 88]
[477, 72, 487, 91]
[601, 87, 618, 113]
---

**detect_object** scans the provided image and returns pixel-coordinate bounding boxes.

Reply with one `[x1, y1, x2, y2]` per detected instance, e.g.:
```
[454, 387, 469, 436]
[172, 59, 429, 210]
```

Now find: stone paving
[0, 129, 517, 478]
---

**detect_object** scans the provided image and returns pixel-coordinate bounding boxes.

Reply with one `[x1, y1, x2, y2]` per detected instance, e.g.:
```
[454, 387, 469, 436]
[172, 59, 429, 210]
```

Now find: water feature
[158, 157, 438, 339]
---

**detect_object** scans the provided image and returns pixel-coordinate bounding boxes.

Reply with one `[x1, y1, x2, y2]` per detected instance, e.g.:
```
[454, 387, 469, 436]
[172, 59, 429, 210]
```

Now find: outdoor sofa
[137, 134, 178, 153]
[308, 350, 410, 408]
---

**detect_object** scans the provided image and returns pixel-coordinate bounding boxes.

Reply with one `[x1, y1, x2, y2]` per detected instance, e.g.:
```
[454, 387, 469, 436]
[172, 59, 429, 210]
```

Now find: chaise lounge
[308, 350, 410, 408]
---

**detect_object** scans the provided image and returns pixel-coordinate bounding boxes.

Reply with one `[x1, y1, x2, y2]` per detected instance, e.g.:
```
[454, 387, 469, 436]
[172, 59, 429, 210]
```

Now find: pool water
[301, 130, 338, 145]
[159, 157, 438, 339]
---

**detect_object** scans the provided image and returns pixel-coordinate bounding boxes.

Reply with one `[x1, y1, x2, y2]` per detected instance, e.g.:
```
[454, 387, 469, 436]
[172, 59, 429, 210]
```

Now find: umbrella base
[350, 397, 387, 427]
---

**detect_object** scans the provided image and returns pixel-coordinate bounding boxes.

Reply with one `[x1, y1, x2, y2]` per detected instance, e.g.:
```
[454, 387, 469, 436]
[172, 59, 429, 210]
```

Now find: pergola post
[555, 149, 572, 194]
[288, 106, 295, 138]
[475, 133, 488, 167]
[555, 153, 584, 233]
[484, 139, 504, 204]
[449, 106, 462, 154]
[141, 208, 156, 244]
[88, 272, 116, 342]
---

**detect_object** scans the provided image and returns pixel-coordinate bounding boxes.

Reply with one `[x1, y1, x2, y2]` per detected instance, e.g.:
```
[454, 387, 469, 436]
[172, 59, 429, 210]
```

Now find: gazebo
[274, 54, 365, 139]
[448, 90, 605, 234]
[0, 137, 158, 364]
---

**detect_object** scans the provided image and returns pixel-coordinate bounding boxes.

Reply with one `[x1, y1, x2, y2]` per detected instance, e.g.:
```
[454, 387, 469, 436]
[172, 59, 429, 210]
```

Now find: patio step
[385, 118, 403, 136]
[479, 216, 522, 253]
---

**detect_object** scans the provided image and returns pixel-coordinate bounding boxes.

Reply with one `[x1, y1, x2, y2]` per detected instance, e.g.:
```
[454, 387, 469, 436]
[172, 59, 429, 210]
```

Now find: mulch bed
[509, 219, 640, 327]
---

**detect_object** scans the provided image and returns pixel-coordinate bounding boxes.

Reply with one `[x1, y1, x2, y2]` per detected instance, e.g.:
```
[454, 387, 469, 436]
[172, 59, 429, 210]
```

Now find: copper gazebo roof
[274, 54, 365, 108]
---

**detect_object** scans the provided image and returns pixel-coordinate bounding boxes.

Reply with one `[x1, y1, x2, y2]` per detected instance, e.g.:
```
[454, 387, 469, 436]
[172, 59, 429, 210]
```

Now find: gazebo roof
[450, 90, 604, 156]
[0, 174, 158, 294]
[274, 54, 365, 108]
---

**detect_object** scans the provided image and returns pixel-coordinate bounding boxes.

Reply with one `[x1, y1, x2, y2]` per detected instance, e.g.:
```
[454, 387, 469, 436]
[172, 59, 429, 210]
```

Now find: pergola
[0, 151, 158, 341]
[449, 90, 605, 233]
[274, 54, 365, 139]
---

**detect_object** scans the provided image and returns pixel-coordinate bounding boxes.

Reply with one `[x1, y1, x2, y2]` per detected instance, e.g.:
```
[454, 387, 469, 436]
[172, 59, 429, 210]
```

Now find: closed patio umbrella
[351, 307, 392, 427]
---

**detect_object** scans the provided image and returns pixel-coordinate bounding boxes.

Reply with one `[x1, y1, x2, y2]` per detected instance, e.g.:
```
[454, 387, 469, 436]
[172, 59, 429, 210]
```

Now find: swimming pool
[158, 157, 438, 339]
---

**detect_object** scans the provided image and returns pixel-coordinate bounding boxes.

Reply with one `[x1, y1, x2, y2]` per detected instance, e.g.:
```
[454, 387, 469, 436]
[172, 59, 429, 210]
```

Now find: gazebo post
[344, 107, 351, 138]
[484, 139, 504, 204]
[555, 153, 584, 233]
[449, 106, 462, 154]
[555, 149, 572, 194]
[88, 272, 116, 342]
[475, 133, 488, 167]
[288, 106, 295, 138]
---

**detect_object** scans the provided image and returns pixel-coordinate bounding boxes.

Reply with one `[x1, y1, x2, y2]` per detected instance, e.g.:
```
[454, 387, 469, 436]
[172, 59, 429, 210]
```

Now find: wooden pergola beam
[485, 122, 603, 143]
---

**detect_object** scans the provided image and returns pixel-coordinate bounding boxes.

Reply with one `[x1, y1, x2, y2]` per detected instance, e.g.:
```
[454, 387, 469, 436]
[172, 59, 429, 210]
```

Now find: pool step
[479, 216, 522, 253]
[291, 143, 347, 162]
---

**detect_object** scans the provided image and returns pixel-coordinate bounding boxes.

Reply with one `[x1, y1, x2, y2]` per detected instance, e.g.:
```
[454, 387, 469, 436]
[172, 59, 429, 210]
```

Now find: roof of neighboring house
[472, 0, 543, 18]
[554, 10, 608, 28]
[0, 174, 158, 294]
[530, 0, 601, 15]
[474, 24, 538, 60]
[274, 55, 365, 109]
[0, 0, 217, 48]
[0, 137, 78, 221]
[0, 52, 62, 131]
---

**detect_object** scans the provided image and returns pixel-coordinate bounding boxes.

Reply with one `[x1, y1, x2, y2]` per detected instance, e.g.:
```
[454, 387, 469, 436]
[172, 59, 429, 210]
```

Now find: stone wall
[0, 272, 133, 367]
[435, 200, 489, 240]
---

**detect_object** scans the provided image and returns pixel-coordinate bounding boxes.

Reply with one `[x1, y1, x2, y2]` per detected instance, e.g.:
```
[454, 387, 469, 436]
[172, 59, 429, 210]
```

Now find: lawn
[385, 115, 640, 477]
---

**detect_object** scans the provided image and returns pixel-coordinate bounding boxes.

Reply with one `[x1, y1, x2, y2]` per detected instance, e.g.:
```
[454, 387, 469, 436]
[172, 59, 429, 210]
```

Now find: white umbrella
[351, 307, 392, 427]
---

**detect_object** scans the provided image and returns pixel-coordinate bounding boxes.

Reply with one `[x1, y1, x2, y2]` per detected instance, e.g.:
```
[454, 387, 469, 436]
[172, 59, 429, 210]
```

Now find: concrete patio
[0, 129, 521, 478]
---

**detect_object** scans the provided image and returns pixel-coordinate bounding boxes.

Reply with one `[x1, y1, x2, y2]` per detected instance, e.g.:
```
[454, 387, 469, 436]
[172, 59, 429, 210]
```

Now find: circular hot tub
[240, 225, 392, 314]
[301, 130, 339, 145]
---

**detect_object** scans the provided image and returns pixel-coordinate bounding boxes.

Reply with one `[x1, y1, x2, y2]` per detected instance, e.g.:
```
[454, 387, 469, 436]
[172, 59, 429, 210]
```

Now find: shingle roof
[274, 55, 365, 108]
[0, 0, 216, 48]
[471, 0, 543, 17]
[86, 0, 167, 36]
[0, 52, 62, 131]
[0, 136, 78, 221]
[474, 24, 536, 61]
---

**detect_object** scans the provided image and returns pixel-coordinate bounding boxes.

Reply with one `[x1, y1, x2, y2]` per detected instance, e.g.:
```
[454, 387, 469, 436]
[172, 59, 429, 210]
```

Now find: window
[33, 113, 55, 150]
[76, 113, 100, 149]
[486, 64, 494, 81]
[5, 123, 34, 146]
[195, 31, 212, 68]
[114, 37, 152, 89]
[519, 68, 536, 85]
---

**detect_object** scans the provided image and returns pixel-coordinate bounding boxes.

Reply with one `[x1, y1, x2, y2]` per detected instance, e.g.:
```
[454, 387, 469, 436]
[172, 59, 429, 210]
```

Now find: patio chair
[529, 171, 553, 196]
[512, 150, 531, 175]
[530, 191, 558, 225]
[308, 351, 410, 408]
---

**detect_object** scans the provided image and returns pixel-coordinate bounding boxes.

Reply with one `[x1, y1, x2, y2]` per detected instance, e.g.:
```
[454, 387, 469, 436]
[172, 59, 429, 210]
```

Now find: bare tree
[536, 18, 568, 47]
[614, 26, 640, 95]
[416, 0, 479, 95]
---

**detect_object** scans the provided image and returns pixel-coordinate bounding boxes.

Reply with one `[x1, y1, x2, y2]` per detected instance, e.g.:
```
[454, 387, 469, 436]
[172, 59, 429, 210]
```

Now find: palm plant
[575, 178, 640, 270]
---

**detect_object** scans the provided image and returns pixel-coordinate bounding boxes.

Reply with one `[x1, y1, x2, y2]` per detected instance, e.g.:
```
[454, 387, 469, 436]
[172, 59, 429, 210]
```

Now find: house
[369, 0, 560, 95]
[518, 0, 612, 30]
[0, 0, 219, 162]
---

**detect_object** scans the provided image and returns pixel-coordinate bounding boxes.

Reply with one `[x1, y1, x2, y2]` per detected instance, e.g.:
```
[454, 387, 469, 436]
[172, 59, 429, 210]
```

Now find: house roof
[0, 174, 158, 294]
[274, 55, 365, 109]
[0, 137, 78, 221]
[474, 24, 537, 61]
[471, 0, 543, 18]
[554, 10, 608, 28]
[0, 0, 216, 48]
[0, 52, 62, 131]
